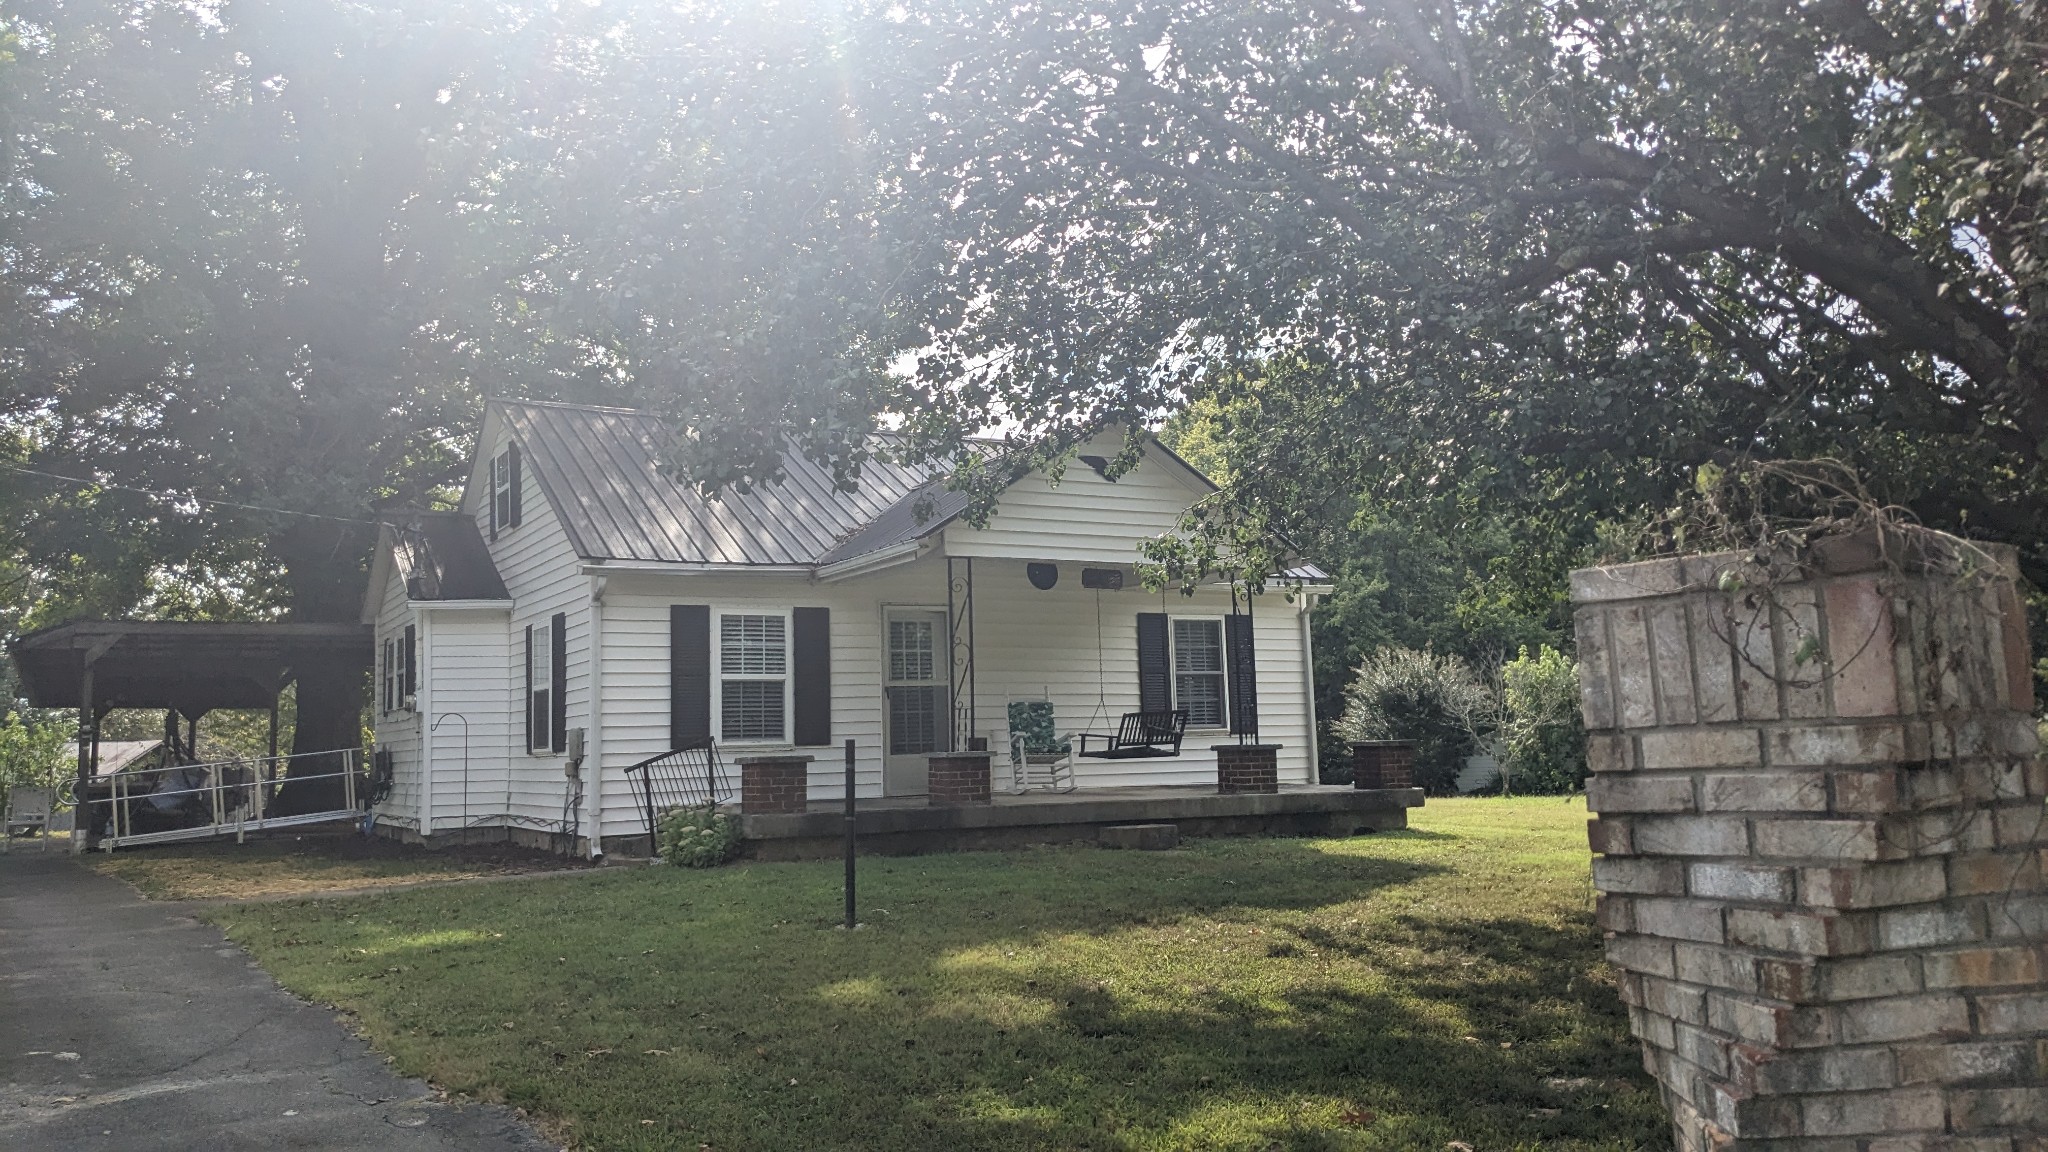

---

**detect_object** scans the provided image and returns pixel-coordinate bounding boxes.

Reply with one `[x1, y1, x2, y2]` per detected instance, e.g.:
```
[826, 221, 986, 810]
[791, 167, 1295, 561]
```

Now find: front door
[883, 610, 948, 795]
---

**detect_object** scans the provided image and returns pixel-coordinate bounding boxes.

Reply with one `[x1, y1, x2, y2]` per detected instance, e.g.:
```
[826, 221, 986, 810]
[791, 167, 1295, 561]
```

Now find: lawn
[91, 833, 587, 900]
[206, 798, 1667, 1152]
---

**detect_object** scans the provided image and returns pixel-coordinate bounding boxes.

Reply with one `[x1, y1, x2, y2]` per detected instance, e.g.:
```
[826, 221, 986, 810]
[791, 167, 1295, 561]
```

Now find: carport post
[74, 663, 93, 853]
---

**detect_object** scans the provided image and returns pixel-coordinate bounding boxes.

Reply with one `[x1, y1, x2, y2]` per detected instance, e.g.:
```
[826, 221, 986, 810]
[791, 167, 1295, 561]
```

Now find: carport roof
[10, 620, 371, 715]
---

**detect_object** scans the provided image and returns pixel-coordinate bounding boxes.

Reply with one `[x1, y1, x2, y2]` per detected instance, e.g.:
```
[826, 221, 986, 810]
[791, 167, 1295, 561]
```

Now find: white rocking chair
[1007, 700, 1077, 794]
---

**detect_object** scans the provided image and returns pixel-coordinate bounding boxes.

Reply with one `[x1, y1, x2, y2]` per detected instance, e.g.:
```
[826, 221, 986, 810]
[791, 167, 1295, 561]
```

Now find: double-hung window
[719, 613, 787, 742]
[1171, 618, 1227, 728]
[528, 621, 552, 751]
[381, 637, 397, 714]
[488, 446, 520, 536]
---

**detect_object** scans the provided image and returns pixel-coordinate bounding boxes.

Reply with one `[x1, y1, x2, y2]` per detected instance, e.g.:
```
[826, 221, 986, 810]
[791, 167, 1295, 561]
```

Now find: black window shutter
[550, 611, 568, 752]
[792, 607, 831, 746]
[523, 624, 534, 750]
[507, 444, 523, 528]
[671, 604, 711, 748]
[1226, 615, 1259, 734]
[403, 624, 417, 698]
[1136, 613, 1171, 714]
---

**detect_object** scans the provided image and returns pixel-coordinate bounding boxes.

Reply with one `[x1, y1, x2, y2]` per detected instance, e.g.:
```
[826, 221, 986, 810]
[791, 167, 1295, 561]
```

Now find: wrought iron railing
[621, 739, 732, 858]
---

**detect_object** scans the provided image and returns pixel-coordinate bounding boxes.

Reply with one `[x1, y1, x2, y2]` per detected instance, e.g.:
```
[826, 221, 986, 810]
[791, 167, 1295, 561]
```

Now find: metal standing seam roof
[389, 512, 510, 600]
[491, 399, 1324, 576]
[496, 400, 954, 566]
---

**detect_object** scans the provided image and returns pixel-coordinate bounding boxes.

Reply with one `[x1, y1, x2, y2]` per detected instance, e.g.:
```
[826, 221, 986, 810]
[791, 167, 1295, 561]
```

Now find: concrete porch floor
[733, 784, 1425, 861]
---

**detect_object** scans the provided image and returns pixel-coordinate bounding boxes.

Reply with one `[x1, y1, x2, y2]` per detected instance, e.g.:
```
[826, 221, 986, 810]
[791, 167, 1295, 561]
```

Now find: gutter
[585, 573, 607, 859]
[576, 560, 813, 576]
[1299, 593, 1320, 784]
[813, 540, 929, 583]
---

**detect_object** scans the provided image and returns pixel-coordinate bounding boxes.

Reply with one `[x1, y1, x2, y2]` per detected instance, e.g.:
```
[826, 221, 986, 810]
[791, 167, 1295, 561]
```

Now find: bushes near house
[1335, 645, 1589, 795]
[1334, 647, 1487, 794]
[656, 804, 741, 867]
[1501, 645, 1589, 795]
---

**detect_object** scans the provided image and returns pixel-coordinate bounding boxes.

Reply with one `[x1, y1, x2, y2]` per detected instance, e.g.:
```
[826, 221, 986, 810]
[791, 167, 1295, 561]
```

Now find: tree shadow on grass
[219, 838, 1667, 1152]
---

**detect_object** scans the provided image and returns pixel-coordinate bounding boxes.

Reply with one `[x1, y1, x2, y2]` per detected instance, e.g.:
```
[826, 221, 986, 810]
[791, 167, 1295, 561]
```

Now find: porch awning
[10, 620, 371, 715]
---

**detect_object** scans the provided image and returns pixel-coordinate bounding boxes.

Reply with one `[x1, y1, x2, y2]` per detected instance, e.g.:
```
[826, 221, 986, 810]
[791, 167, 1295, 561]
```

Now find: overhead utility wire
[0, 461, 384, 526]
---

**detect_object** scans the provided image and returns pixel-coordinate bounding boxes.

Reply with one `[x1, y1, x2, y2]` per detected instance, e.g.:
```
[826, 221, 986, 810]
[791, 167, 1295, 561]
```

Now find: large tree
[644, 0, 2048, 578]
[0, 0, 533, 795]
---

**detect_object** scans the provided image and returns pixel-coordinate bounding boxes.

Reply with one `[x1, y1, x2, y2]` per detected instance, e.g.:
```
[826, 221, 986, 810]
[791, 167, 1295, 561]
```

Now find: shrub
[1501, 645, 1588, 794]
[656, 804, 742, 867]
[1335, 647, 1489, 794]
[0, 711, 71, 824]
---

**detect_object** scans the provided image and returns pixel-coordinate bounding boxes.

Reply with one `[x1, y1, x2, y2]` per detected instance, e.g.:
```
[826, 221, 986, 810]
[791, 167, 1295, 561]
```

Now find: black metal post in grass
[843, 738, 858, 929]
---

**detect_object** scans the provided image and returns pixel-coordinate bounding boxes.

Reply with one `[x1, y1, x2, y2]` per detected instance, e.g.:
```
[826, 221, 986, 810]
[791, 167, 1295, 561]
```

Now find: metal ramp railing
[83, 748, 364, 850]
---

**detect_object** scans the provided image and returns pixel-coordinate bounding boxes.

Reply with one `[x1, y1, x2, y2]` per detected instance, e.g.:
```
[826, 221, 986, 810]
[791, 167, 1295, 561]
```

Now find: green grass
[207, 798, 1667, 1151]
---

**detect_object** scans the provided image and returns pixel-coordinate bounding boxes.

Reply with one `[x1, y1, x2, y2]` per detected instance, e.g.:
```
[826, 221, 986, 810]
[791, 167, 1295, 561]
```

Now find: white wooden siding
[406, 422, 1316, 845]
[954, 558, 1316, 787]
[592, 568, 927, 840]
[588, 552, 1314, 836]
[942, 437, 1209, 565]
[369, 560, 422, 829]
[419, 607, 511, 832]
[470, 428, 591, 829]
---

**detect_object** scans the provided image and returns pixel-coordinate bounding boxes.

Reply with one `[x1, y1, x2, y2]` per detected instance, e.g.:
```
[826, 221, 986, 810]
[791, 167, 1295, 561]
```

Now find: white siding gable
[943, 435, 1211, 565]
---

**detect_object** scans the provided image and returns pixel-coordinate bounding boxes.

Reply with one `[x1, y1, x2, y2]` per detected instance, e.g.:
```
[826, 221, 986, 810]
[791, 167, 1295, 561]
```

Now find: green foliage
[1501, 647, 1589, 796]
[656, 804, 742, 869]
[1159, 388, 1582, 765]
[1335, 648, 1489, 794]
[0, 709, 71, 821]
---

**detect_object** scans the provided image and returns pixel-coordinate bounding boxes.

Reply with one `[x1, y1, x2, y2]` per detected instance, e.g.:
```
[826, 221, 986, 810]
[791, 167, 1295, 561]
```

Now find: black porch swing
[1074, 573, 1259, 759]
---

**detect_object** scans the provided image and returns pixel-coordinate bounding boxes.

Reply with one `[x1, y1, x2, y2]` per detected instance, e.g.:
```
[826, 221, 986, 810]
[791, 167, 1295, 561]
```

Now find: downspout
[585, 574, 607, 859]
[418, 608, 434, 836]
[1299, 594, 1319, 784]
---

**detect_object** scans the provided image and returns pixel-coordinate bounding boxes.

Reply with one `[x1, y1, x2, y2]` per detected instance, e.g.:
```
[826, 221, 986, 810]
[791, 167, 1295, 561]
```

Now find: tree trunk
[272, 520, 373, 816]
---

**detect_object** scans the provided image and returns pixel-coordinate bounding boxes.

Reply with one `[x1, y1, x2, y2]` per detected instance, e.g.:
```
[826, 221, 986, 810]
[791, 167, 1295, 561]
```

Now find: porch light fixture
[1027, 562, 1059, 590]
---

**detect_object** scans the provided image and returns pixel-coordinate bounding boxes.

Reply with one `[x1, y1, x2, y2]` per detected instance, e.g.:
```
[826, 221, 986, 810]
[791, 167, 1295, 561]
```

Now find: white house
[364, 398, 1332, 855]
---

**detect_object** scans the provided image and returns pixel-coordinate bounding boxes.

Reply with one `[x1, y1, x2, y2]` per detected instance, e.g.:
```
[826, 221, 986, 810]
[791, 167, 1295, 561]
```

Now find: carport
[9, 620, 371, 849]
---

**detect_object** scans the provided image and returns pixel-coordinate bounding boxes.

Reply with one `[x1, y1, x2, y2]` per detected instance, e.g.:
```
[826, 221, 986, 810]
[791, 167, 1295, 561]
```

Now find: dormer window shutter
[507, 444, 523, 528]
[402, 624, 417, 699]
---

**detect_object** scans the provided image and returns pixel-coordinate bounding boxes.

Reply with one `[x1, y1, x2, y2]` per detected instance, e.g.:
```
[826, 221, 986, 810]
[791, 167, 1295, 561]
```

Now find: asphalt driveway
[0, 851, 553, 1152]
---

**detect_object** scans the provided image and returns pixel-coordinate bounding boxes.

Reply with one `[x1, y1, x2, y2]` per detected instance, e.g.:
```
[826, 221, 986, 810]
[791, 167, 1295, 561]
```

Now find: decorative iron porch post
[946, 556, 976, 750]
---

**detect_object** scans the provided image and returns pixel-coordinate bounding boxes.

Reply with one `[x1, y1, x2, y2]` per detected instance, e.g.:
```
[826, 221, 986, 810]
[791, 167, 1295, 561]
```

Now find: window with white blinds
[719, 613, 788, 741]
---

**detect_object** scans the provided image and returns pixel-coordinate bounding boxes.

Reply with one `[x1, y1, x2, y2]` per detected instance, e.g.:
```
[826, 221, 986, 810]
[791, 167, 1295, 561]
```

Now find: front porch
[732, 783, 1424, 861]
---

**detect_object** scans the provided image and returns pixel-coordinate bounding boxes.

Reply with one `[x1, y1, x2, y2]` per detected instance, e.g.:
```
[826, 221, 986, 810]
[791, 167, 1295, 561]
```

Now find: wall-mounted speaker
[1080, 567, 1125, 590]
[1026, 562, 1059, 590]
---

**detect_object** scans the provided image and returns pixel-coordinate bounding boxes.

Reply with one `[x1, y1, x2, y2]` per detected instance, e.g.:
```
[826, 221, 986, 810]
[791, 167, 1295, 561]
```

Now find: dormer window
[488, 444, 522, 538]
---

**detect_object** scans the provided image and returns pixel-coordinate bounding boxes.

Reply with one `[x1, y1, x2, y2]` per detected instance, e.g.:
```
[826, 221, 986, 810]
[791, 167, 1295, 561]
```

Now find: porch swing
[1074, 583, 1194, 760]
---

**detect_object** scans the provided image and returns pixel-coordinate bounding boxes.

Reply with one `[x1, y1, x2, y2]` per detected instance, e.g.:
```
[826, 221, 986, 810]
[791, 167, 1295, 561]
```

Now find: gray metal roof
[491, 400, 1324, 576]
[497, 400, 950, 565]
[390, 512, 509, 600]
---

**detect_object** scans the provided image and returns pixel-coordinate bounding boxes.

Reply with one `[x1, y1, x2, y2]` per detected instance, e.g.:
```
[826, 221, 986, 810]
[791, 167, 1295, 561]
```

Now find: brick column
[1215, 744, 1280, 794]
[1574, 533, 2048, 1151]
[738, 755, 812, 815]
[927, 752, 992, 806]
[1351, 740, 1415, 789]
